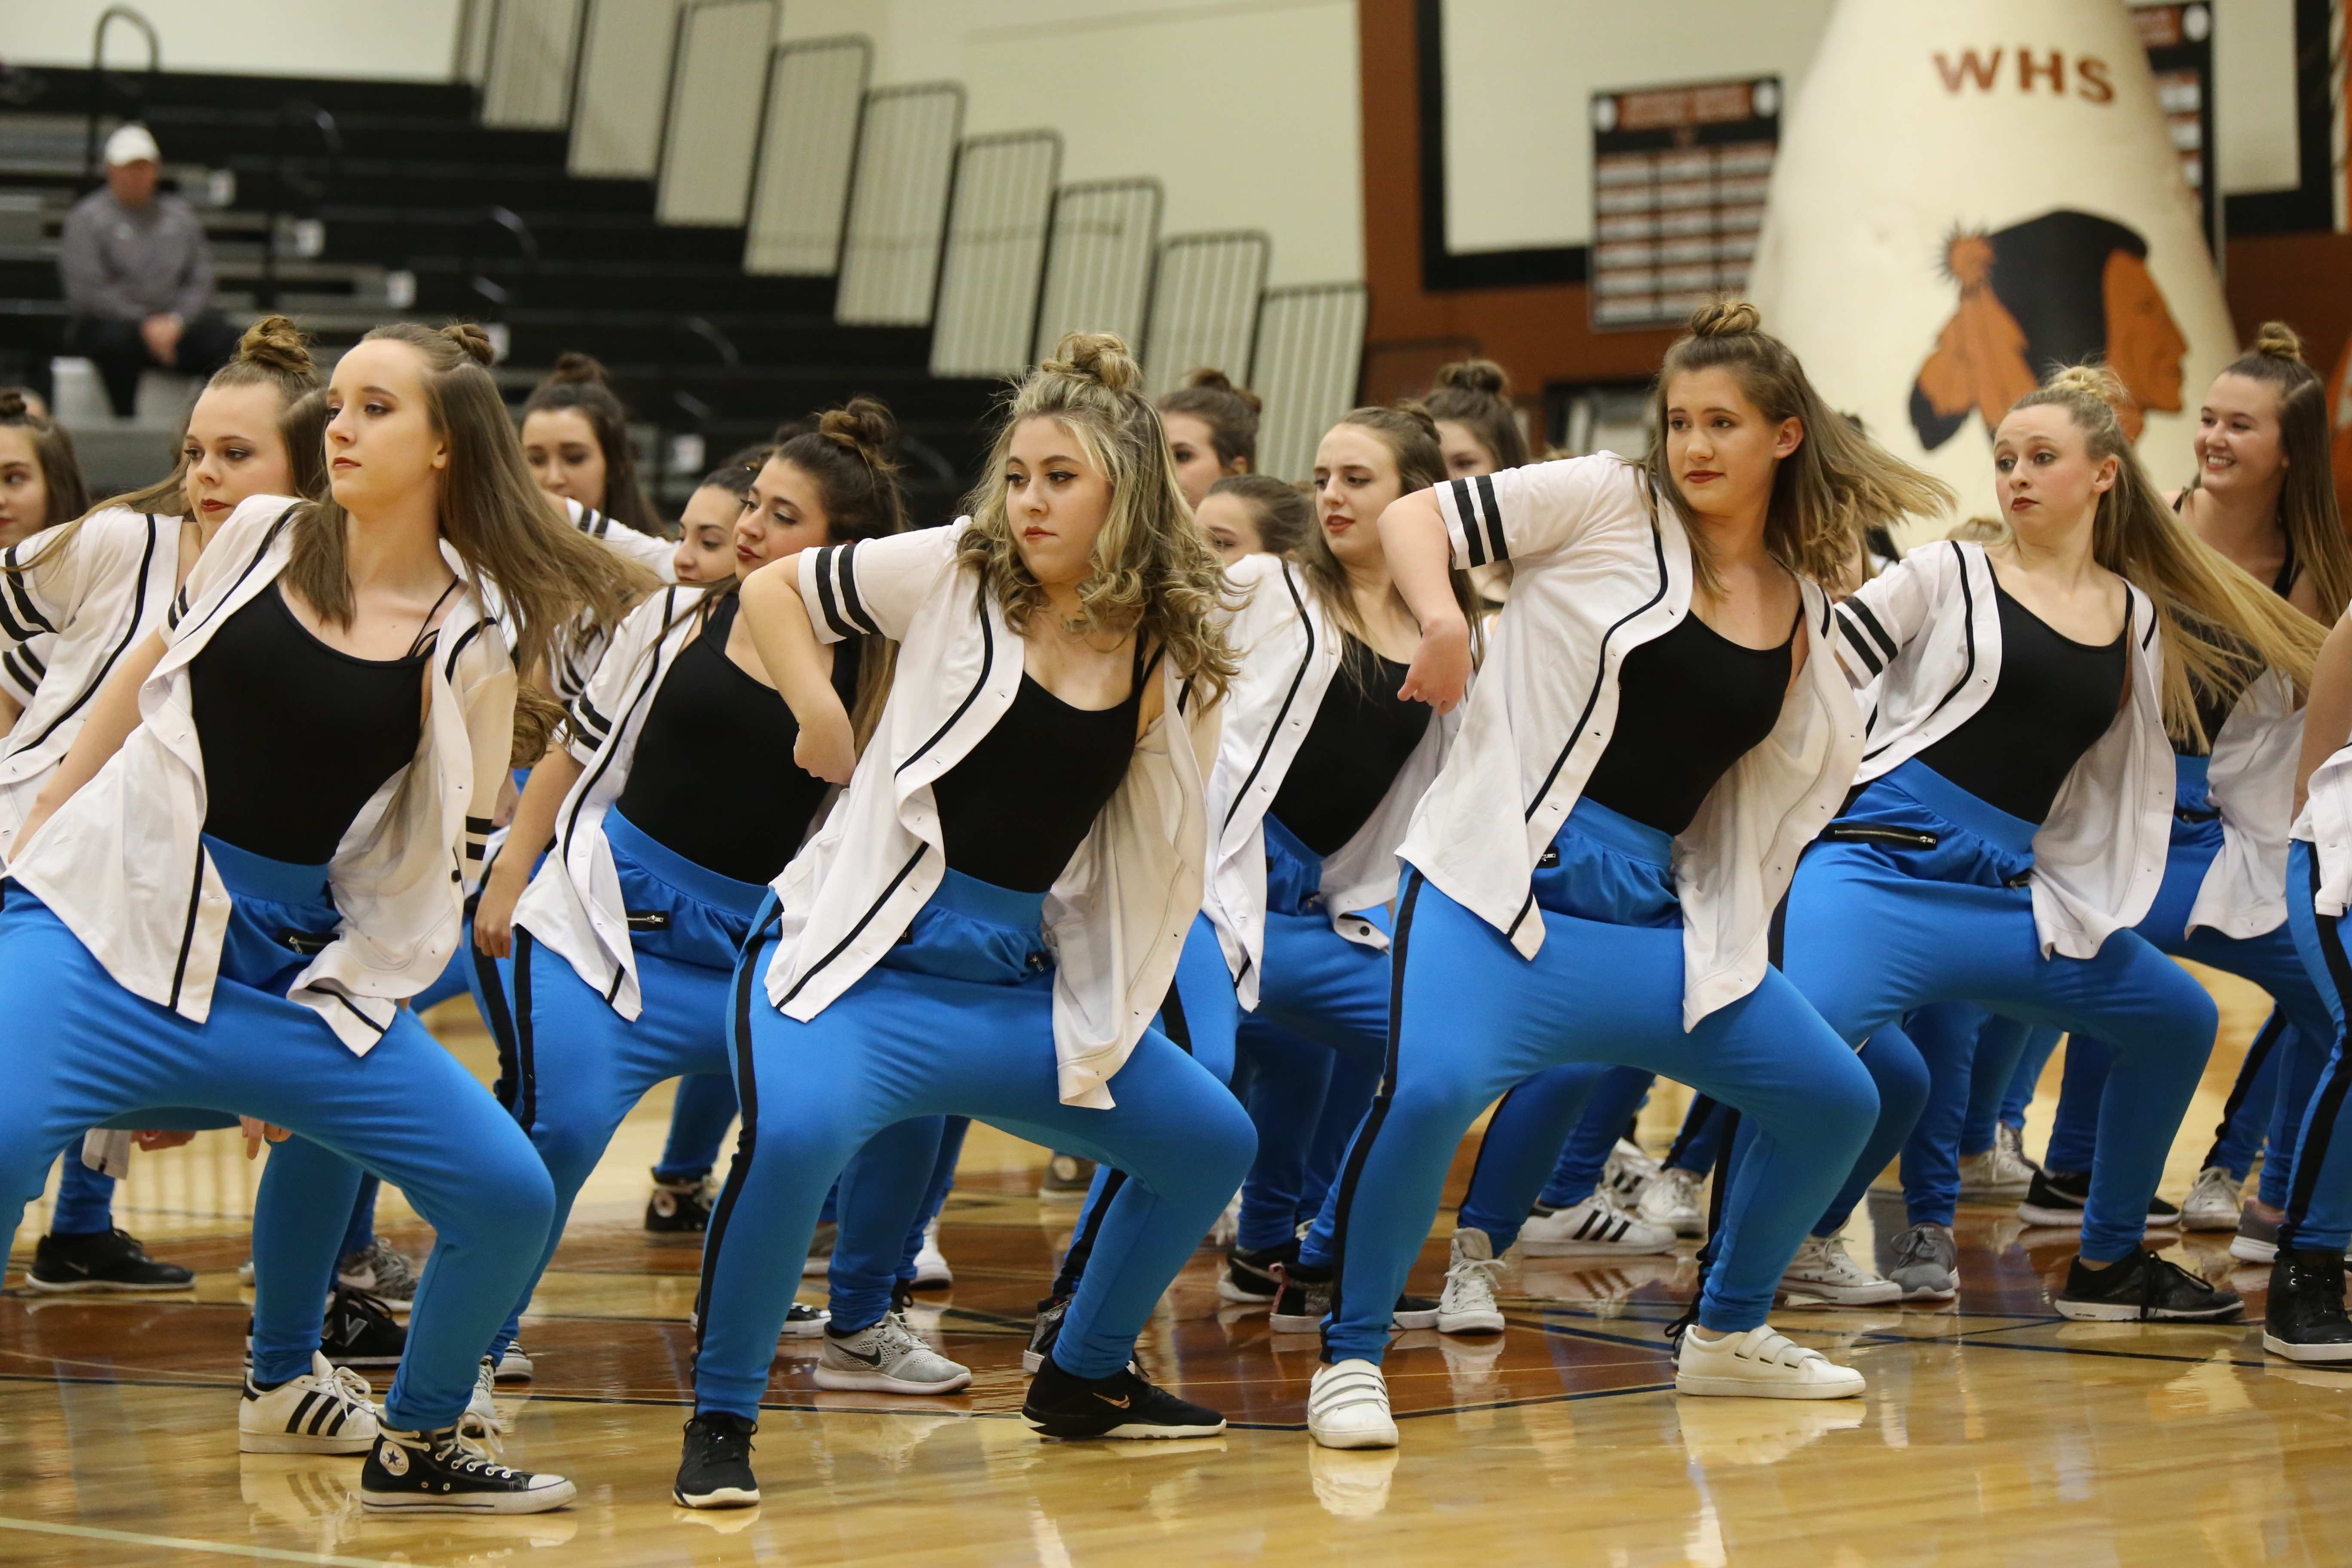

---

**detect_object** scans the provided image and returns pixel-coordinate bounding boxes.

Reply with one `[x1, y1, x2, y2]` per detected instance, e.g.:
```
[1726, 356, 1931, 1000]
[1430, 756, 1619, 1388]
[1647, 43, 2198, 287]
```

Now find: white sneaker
[1636, 1166, 1707, 1237]
[1307, 1358, 1398, 1449]
[1437, 1227, 1506, 1335]
[1205, 1190, 1242, 1251]
[239, 1351, 380, 1455]
[1519, 1194, 1677, 1258]
[1675, 1325, 1866, 1399]
[1778, 1234, 1901, 1306]
[812, 1311, 973, 1394]
[237, 1258, 256, 1285]
[909, 1216, 952, 1289]
[1956, 1144, 2036, 1201]
[1600, 1138, 1660, 1204]
[494, 1342, 534, 1382]
[460, 1357, 509, 1446]
[2181, 1165, 2243, 1233]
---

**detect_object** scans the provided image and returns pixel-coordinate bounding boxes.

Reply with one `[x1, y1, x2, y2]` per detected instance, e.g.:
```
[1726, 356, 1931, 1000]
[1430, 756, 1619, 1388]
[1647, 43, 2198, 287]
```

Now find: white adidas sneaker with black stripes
[1519, 1194, 1677, 1257]
[239, 1351, 380, 1455]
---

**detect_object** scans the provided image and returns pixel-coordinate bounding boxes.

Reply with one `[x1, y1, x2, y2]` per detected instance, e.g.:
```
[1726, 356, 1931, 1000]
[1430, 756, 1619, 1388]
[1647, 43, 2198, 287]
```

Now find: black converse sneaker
[359, 1425, 575, 1513]
[1219, 1241, 1293, 1306]
[1021, 1357, 1225, 1439]
[1268, 1267, 1433, 1333]
[26, 1228, 194, 1293]
[2051, 1249, 2243, 1322]
[2018, 1170, 2180, 1229]
[1022, 1295, 1069, 1375]
[645, 1172, 716, 1239]
[2263, 1249, 2352, 1362]
[674, 1412, 760, 1509]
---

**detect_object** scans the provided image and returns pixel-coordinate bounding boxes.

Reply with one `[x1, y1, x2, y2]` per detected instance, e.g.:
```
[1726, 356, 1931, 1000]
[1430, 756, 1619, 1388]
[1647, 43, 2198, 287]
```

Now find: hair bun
[0, 389, 26, 421]
[442, 322, 498, 368]
[1391, 397, 1442, 443]
[1688, 298, 1763, 339]
[2252, 320, 2306, 364]
[1433, 358, 1510, 398]
[1049, 332, 1142, 395]
[235, 315, 315, 377]
[1183, 367, 1262, 416]
[816, 396, 902, 474]
[2043, 362, 2129, 408]
[547, 350, 610, 386]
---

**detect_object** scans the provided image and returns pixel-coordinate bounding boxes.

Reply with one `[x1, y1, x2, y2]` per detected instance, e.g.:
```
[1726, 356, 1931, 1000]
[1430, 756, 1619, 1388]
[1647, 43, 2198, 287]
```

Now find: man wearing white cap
[58, 123, 239, 419]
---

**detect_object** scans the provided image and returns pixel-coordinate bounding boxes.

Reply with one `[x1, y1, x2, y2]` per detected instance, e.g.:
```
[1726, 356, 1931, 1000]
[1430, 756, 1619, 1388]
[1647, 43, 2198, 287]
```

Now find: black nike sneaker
[320, 1288, 408, 1368]
[2051, 1249, 2243, 1321]
[360, 1424, 575, 1513]
[1219, 1241, 1293, 1306]
[27, 1228, 194, 1293]
[1021, 1357, 1226, 1439]
[674, 1412, 760, 1509]
[2018, 1169, 2181, 1229]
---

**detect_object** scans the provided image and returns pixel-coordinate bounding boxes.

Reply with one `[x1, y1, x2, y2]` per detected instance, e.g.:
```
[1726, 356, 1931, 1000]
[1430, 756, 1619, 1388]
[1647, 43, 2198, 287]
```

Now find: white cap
[104, 124, 161, 166]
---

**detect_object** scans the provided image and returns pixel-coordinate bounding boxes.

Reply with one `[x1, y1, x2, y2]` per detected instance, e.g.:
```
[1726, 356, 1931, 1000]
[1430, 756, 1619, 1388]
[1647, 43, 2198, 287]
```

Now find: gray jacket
[58, 188, 214, 321]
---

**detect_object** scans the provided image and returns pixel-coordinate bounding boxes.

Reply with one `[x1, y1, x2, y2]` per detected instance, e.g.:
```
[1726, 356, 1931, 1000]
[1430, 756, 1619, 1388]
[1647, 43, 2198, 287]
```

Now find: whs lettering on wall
[1747, 0, 2233, 534]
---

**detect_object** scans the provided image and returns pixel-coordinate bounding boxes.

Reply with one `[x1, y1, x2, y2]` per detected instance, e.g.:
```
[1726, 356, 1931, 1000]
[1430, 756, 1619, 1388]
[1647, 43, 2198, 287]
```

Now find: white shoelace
[1796, 1235, 1874, 1285]
[1443, 1253, 1503, 1308]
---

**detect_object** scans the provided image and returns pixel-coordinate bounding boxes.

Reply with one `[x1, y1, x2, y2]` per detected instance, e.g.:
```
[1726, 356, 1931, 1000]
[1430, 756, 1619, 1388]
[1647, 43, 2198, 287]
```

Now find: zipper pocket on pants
[1820, 822, 1940, 850]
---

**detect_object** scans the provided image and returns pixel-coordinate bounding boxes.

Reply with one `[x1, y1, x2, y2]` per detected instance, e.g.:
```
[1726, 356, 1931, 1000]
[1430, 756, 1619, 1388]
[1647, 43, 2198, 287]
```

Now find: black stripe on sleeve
[1449, 478, 1488, 567]
[1835, 609, 1885, 676]
[573, 694, 613, 737]
[1, 652, 35, 694]
[1473, 474, 1507, 563]
[809, 546, 852, 640]
[1844, 597, 1898, 663]
[834, 541, 882, 637]
[4, 571, 52, 635]
[18, 644, 43, 679]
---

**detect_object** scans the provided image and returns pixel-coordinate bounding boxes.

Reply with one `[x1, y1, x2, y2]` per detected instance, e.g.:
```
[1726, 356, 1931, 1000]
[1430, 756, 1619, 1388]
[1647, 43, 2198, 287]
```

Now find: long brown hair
[2178, 321, 2352, 622]
[1297, 403, 1482, 664]
[1157, 368, 1260, 470]
[1647, 300, 1953, 594]
[959, 332, 1237, 699]
[0, 389, 89, 533]
[2014, 365, 2323, 746]
[286, 322, 649, 759]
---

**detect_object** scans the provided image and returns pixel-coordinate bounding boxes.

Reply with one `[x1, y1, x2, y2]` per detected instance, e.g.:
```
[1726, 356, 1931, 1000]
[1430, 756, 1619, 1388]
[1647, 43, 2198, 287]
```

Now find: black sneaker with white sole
[1021, 1357, 1225, 1439]
[360, 1425, 575, 1513]
[2264, 1249, 2352, 1362]
[2017, 1170, 2180, 1229]
[320, 1288, 408, 1368]
[26, 1228, 194, 1293]
[1023, 1294, 1068, 1375]
[645, 1172, 717, 1238]
[673, 1412, 760, 1509]
[1269, 1268, 1433, 1334]
[1219, 1242, 1292, 1306]
[2051, 1249, 2243, 1322]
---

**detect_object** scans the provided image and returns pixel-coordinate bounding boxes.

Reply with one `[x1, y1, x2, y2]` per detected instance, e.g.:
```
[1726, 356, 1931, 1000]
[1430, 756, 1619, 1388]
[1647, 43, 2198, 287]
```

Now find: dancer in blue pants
[1298, 303, 1945, 1449]
[1774, 364, 2321, 1323]
[0, 322, 654, 1511]
[674, 335, 1256, 1509]
[472, 406, 956, 1397]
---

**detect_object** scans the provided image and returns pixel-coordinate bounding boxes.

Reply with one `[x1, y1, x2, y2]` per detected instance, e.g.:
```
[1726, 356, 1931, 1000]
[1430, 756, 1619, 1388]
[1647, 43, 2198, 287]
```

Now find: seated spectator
[59, 125, 239, 420]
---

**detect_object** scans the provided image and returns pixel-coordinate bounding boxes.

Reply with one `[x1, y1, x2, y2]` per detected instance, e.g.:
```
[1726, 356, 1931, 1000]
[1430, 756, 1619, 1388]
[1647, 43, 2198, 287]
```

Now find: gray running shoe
[812, 1312, 972, 1395]
[1885, 1222, 1958, 1302]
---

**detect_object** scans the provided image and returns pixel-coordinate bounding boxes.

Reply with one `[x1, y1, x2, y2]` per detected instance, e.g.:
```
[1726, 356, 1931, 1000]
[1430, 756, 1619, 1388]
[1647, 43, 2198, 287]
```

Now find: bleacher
[0, 1, 1369, 521]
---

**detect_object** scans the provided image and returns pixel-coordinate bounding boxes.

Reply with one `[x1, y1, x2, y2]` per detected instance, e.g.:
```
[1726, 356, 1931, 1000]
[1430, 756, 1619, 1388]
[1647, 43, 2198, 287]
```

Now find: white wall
[0, 1, 463, 80]
[1441, 0, 2307, 256]
[780, 0, 1364, 287]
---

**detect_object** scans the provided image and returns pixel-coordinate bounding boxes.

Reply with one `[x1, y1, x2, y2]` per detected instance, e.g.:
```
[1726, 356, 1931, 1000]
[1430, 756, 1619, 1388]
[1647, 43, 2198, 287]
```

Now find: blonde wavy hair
[2013, 364, 2324, 746]
[1646, 300, 1954, 593]
[959, 332, 1237, 698]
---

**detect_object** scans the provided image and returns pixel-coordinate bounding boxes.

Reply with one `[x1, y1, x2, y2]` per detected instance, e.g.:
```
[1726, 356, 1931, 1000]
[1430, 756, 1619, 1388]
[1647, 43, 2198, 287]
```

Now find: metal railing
[258, 100, 340, 309]
[1249, 282, 1369, 482]
[82, 5, 159, 187]
[928, 130, 1061, 377]
[1029, 178, 1161, 364]
[834, 83, 965, 327]
[655, 0, 778, 227]
[1142, 230, 1270, 397]
[743, 36, 872, 276]
[567, 0, 683, 177]
[463, 205, 540, 319]
[480, 0, 588, 131]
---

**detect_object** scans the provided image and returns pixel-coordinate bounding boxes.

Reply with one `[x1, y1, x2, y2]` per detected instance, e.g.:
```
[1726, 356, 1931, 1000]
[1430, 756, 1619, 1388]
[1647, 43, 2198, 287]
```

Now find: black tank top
[616, 594, 858, 885]
[1581, 604, 1799, 837]
[192, 581, 448, 865]
[2177, 493, 2297, 757]
[932, 637, 1156, 894]
[1268, 635, 1431, 858]
[1916, 576, 2126, 823]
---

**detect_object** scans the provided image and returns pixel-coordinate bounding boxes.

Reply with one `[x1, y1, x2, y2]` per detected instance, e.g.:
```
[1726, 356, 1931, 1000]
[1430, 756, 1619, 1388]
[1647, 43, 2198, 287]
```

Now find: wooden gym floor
[4, 961, 2348, 1567]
